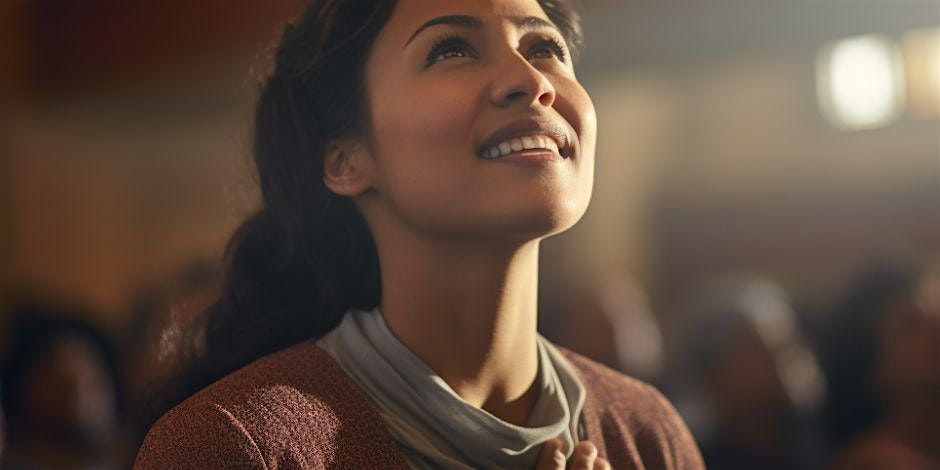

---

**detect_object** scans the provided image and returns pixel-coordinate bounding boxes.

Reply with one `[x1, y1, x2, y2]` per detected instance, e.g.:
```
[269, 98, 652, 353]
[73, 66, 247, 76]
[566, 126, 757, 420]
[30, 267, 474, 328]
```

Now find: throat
[480, 370, 543, 426]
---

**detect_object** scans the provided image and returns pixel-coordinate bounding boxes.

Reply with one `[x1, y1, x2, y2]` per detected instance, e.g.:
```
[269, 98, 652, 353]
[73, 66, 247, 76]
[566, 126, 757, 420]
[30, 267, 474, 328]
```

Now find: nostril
[538, 91, 554, 107]
[506, 90, 528, 102]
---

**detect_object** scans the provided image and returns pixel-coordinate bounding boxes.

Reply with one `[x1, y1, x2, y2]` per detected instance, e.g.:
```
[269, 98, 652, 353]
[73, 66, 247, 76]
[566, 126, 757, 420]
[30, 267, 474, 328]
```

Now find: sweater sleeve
[134, 400, 268, 470]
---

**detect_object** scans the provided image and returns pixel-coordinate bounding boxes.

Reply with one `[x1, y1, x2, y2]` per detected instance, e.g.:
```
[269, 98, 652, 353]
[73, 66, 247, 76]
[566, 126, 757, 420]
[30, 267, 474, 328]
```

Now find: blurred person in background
[0, 305, 124, 469]
[132, 0, 703, 468]
[819, 260, 940, 470]
[668, 275, 828, 470]
[554, 274, 665, 385]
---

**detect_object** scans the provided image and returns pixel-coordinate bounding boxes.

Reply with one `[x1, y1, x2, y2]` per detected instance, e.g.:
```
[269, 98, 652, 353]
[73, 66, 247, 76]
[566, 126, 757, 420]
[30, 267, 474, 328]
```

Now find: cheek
[579, 94, 598, 189]
[566, 80, 598, 163]
[389, 83, 475, 148]
[556, 80, 598, 210]
[368, 80, 481, 217]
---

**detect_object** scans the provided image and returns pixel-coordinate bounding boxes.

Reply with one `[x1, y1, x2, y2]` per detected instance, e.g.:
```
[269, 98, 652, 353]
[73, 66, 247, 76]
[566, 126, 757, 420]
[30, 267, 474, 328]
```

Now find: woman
[135, 0, 703, 468]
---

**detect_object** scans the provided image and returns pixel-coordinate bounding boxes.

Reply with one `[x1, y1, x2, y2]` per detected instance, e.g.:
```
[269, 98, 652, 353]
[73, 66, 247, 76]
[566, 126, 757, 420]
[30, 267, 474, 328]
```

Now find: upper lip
[477, 116, 571, 158]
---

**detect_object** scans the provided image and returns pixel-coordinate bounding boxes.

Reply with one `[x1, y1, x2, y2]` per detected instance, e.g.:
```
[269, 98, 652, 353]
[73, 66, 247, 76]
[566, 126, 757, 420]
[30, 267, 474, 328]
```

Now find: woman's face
[359, 0, 596, 242]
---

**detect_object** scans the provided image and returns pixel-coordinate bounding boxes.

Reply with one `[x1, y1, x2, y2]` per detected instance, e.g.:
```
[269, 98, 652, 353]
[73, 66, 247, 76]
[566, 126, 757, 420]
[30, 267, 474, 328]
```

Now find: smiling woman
[133, 1, 703, 469]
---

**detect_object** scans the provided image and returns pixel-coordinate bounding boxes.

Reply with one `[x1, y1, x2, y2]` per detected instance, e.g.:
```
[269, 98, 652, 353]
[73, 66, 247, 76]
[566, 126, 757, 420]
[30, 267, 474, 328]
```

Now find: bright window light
[817, 34, 905, 130]
[902, 27, 940, 118]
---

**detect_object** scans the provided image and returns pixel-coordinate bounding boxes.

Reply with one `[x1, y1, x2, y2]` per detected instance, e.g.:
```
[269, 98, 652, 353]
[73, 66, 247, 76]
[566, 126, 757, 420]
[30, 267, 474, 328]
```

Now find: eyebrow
[402, 14, 560, 50]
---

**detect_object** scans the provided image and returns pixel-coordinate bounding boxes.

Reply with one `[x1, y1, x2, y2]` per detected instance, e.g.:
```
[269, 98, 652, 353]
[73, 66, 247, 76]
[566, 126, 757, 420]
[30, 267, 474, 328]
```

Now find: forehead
[381, 0, 550, 40]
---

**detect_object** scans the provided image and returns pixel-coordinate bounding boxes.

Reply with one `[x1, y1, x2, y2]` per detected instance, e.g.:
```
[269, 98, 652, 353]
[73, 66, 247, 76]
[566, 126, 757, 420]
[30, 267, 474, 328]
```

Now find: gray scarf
[316, 308, 586, 469]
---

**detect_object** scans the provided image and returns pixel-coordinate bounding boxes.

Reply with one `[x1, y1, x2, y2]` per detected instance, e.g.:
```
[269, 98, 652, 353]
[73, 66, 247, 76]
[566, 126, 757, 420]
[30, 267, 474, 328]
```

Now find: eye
[528, 37, 568, 63]
[425, 33, 478, 67]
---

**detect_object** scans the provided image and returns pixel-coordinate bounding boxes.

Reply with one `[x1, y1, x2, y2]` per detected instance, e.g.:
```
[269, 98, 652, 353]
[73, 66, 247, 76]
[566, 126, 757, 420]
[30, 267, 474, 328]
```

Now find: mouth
[477, 117, 573, 160]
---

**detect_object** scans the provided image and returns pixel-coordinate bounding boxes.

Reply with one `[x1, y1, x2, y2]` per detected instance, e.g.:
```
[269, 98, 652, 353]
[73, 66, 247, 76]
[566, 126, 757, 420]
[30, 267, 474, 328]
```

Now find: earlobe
[322, 138, 374, 197]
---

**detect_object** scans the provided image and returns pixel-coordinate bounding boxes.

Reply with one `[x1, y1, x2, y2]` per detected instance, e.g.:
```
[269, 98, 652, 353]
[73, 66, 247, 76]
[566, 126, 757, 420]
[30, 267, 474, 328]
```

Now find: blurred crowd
[1, 257, 937, 469]
[0, 262, 219, 469]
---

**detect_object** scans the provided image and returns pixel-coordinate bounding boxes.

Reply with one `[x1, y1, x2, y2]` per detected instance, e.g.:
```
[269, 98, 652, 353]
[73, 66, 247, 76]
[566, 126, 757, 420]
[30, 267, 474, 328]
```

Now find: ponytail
[149, 0, 392, 423]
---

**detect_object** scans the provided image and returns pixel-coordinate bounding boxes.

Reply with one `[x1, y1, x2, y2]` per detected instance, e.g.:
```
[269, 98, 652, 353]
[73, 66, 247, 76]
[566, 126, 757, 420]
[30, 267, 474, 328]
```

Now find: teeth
[480, 134, 561, 159]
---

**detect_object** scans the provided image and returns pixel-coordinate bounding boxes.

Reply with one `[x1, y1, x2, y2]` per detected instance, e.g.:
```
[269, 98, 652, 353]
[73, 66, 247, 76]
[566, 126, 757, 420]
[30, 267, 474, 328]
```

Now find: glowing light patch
[902, 27, 940, 118]
[817, 35, 905, 130]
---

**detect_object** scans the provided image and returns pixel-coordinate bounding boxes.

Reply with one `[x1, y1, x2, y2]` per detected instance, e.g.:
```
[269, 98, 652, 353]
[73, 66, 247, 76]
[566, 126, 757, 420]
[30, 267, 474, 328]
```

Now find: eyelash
[425, 34, 475, 66]
[533, 38, 568, 62]
[424, 33, 568, 67]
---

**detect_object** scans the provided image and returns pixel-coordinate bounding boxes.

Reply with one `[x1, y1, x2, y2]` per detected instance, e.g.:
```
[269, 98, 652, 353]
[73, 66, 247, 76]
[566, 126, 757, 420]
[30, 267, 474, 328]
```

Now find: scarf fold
[316, 308, 586, 469]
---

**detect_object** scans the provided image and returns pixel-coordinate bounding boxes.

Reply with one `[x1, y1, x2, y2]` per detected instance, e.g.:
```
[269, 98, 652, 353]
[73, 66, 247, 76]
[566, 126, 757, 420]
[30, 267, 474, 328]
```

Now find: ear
[322, 137, 375, 197]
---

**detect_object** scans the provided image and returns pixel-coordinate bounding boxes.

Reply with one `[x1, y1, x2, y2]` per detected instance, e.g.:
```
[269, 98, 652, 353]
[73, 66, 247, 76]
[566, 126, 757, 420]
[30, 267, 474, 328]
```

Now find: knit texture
[135, 340, 703, 469]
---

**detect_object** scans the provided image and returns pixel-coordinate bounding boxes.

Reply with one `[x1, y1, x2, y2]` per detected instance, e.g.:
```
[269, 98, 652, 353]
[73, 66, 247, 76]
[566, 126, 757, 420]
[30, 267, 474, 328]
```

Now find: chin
[487, 191, 591, 242]
[391, 179, 593, 243]
[542, 194, 591, 237]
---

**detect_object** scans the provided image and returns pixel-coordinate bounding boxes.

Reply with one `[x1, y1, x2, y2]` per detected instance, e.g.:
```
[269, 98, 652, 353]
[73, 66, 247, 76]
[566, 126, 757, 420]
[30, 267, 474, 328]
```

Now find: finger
[534, 438, 566, 470]
[567, 441, 597, 470]
[593, 456, 611, 470]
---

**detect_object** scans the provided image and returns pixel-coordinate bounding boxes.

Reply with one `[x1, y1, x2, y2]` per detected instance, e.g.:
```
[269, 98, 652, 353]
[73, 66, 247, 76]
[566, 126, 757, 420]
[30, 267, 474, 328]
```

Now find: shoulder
[555, 345, 705, 470]
[135, 341, 406, 469]
[134, 394, 266, 469]
[559, 346, 682, 424]
[556, 344, 662, 408]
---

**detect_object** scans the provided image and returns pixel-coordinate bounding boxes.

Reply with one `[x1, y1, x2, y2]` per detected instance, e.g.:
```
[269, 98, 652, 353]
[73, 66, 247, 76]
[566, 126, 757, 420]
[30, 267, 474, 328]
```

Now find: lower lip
[480, 149, 565, 166]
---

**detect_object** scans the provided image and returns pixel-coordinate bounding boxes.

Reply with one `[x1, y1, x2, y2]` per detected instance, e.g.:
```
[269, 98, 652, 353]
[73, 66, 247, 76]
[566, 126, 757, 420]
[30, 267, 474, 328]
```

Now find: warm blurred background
[1, 0, 937, 469]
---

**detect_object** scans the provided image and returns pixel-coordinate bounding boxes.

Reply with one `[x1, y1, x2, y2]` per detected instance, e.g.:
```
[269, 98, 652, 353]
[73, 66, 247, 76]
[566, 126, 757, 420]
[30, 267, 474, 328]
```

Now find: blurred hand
[535, 439, 611, 470]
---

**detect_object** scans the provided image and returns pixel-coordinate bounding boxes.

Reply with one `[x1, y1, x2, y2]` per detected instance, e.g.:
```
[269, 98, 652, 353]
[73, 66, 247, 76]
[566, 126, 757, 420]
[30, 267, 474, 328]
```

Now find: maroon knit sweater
[135, 340, 703, 469]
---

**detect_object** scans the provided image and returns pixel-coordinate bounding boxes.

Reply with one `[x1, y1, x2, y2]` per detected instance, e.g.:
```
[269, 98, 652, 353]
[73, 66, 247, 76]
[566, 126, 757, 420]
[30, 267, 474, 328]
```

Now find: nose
[488, 49, 556, 109]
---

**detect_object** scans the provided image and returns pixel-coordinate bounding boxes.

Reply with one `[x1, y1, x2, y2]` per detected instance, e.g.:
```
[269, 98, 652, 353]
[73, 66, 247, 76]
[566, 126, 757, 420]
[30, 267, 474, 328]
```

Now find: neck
[375, 227, 542, 424]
